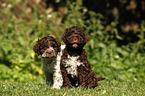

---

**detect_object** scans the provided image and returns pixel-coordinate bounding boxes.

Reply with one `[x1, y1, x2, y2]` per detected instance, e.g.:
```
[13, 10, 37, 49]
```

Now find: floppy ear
[61, 32, 67, 43]
[84, 32, 90, 43]
[53, 37, 61, 52]
[33, 39, 41, 55]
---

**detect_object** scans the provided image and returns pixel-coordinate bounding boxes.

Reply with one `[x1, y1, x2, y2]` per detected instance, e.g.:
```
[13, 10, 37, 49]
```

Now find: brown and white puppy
[61, 26, 105, 88]
[33, 36, 64, 89]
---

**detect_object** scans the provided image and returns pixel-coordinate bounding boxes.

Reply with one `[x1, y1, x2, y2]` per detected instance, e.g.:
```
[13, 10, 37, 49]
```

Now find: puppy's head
[33, 36, 61, 58]
[61, 26, 90, 50]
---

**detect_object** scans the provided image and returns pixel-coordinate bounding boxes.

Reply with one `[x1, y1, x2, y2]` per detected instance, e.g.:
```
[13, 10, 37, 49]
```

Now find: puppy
[33, 36, 64, 89]
[60, 26, 105, 88]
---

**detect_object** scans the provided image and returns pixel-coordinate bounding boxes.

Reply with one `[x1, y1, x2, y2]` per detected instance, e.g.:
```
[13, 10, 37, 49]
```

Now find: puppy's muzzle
[42, 48, 56, 58]
[71, 36, 79, 48]
[72, 44, 78, 48]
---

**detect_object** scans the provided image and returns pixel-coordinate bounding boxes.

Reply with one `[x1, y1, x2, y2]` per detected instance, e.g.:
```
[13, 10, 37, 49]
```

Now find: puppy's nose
[42, 48, 56, 57]
[45, 49, 54, 57]
[72, 44, 78, 48]
[46, 49, 54, 57]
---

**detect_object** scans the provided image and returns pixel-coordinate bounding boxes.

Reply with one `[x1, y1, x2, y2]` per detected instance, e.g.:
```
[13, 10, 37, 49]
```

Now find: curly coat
[61, 26, 105, 88]
[33, 36, 60, 55]
[33, 36, 63, 89]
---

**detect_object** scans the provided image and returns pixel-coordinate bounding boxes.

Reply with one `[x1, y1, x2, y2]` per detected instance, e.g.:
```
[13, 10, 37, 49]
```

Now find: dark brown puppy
[61, 26, 105, 88]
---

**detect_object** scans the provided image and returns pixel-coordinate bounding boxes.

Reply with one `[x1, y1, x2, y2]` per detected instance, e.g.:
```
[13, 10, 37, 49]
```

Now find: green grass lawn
[0, 80, 145, 96]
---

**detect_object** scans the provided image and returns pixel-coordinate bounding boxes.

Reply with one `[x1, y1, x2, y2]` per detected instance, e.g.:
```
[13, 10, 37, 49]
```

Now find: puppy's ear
[84, 32, 90, 43]
[53, 37, 61, 52]
[61, 32, 67, 43]
[33, 39, 41, 55]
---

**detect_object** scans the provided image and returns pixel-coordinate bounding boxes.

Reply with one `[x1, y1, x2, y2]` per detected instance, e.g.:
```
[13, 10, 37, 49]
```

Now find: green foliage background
[0, 0, 145, 82]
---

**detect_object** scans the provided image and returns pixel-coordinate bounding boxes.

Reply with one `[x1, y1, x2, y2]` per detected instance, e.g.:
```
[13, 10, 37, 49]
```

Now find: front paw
[52, 86, 61, 89]
[63, 83, 72, 88]
[46, 80, 53, 86]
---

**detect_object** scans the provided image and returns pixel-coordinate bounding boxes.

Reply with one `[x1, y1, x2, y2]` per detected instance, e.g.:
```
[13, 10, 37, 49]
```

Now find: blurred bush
[83, 0, 145, 45]
[0, 0, 144, 82]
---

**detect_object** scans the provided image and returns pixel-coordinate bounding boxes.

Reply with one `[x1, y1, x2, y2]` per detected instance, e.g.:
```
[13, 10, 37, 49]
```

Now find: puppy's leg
[44, 72, 53, 85]
[41, 57, 55, 85]
[78, 65, 98, 88]
[52, 53, 63, 89]
[52, 71, 63, 89]
[61, 65, 72, 88]
[42, 66, 54, 85]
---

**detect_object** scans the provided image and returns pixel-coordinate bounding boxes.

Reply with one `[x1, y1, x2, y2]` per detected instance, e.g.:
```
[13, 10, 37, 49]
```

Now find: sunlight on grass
[0, 80, 145, 95]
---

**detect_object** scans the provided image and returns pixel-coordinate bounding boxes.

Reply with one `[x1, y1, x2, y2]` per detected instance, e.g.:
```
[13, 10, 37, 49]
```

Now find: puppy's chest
[64, 55, 83, 77]
[41, 57, 56, 71]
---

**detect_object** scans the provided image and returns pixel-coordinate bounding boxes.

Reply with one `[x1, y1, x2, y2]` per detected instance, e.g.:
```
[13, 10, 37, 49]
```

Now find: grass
[0, 80, 145, 96]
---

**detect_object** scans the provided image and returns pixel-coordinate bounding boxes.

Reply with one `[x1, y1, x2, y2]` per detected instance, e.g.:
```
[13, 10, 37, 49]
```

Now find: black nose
[46, 50, 54, 57]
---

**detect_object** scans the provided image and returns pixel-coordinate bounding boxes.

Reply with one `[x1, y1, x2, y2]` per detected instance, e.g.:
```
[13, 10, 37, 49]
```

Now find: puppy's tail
[96, 77, 105, 81]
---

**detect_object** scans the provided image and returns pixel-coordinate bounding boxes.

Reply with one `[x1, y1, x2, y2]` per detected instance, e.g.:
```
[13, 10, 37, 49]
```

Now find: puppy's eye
[79, 37, 83, 42]
[66, 37, 72, 42]
[41, 49, 45, 54]
[67, 36, 71, 40]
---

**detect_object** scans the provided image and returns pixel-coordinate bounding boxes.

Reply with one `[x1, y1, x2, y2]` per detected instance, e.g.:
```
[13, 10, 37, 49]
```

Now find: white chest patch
[41, 45, 65, 89]
[64, 55, 83, 78]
